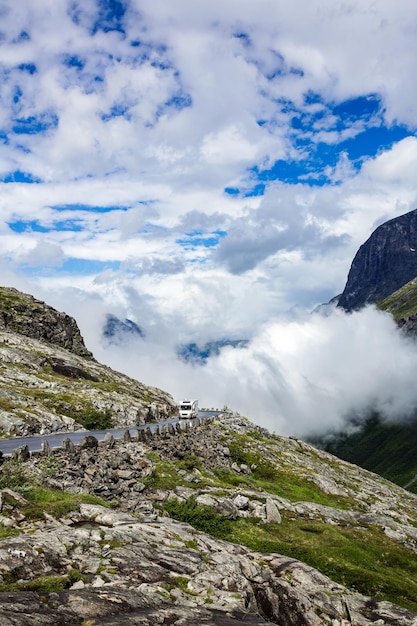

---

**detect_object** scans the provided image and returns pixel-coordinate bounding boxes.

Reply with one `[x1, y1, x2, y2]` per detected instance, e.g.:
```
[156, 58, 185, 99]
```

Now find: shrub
[164, 496, 233, 539]
[74, 405, 112, 430]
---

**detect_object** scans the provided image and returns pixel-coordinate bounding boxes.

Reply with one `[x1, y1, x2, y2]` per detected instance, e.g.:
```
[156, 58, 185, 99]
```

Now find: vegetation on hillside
[164, 495, 417, 612]
[144, 427, 417, 612]
[378, 278, 417, 320]
[312, 412, 417, 493]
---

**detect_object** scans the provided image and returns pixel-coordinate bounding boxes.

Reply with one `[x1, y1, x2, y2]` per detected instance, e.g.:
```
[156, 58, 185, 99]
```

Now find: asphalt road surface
[0, 412, 219, 456]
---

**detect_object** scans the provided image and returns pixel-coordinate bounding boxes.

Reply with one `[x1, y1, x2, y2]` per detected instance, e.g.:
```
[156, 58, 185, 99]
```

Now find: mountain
[0, 286, 176, 436]
[316, 209, 417, 494]
[310, 412, 417, 494]
[1, 285, 417, 621]
[338, 208, 417, 311]
[177, 339, 248, 364]
[102, 313, 145, 344]
[0, 286, 93, 358]
[1, 413, 417, 624]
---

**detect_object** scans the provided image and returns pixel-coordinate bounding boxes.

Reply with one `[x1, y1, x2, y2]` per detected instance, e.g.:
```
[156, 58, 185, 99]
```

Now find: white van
[178, 399, 198, 419]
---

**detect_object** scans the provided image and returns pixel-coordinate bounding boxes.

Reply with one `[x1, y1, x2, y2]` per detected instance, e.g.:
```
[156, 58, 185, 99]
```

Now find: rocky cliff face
[338, 208, 417, 311]
[0, 287, 93, 358]
[1, 414, 417, 625]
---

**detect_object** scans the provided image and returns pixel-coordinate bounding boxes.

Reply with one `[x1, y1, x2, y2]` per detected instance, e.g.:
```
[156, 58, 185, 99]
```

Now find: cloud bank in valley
[71, 295, 417, 437]
[0, 1, 417, 435]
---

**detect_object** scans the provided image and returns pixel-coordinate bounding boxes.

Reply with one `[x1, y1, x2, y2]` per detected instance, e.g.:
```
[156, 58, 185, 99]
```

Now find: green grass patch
[0, 526, 19, 538]
[219, 436, 352, 509]
[0, 575, 68, 593]
[238, 516, 417, 613]
[143, 456, 210, 490]
[164, 496, 417, 612]
[0, 460, 36, 490]
[176, 452, 203, 472]
[15, 486, 110, 520]
[144, 460, 186, 490]
[378, 280, 417, 320]
[164, 496, 234, 538]
[0, 459, 112, 521]
[73, 405, 112, 430]
[164, 575, 198, 595]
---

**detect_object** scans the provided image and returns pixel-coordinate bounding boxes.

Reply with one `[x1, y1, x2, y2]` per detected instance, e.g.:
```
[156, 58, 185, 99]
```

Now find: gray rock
[0, 286, 177, 437]
[338, 208, 417, 311]
[264, 498, 282, 524]
[1, 407, 417, 624]
[233, 494, 250, 510]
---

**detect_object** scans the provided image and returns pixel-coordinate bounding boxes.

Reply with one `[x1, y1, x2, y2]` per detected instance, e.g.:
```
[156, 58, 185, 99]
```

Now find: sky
[2, 0, 417, 436]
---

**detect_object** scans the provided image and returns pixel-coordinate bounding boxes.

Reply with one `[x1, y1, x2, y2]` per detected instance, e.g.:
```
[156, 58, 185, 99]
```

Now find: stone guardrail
[2, 415, 219, 463]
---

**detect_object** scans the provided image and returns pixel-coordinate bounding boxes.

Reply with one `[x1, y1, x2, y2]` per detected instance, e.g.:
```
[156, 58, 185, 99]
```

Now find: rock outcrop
[1, 414, 417, 625]
[0, 287, 93, 358]
[0, 286, 177, 436]
[0, 328, 176, 436]
[0, 287, 177, 436]
[338, 208, 417, 311]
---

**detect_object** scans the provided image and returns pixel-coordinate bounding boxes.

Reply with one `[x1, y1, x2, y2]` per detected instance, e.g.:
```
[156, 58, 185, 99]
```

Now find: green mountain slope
[314, 279, 417, 493]
[378, 277, 417, 329]
[313, 413, 417, 493]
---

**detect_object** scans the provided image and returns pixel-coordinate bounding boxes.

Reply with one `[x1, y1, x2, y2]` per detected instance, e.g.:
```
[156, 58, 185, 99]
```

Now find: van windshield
[181, 404, 191, 410]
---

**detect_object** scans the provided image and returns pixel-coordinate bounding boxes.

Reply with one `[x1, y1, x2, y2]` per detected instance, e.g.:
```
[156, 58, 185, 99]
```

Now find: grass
[163, 496, 417, 612]
[0, 567, 87, 593]
[221, 435, 353, 509]
[164, 496, 235, 538]
[176, 452, 203, 472]
[0, 397, 21, 412]
[0, 459, 112, 521]
[143, 453, 210, 490]
[71, 405, 113, 430]
[378, 280, 417, 320]
[163, 574, 198, 596]
[0, 526, 19, 538]
[0, 575, 69, 593]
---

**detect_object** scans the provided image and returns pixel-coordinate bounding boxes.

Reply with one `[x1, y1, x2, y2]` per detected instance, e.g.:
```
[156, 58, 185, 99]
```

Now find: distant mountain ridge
[103, 314, 145, 343]
[177, 339, 248, 364]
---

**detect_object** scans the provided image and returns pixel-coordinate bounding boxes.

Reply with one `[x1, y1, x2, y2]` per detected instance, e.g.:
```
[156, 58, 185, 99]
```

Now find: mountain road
[0, 411, 221, 457]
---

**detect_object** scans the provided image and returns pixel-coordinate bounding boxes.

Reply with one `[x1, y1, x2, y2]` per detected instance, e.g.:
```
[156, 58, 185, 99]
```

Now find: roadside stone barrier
[9, 415, 217, 460]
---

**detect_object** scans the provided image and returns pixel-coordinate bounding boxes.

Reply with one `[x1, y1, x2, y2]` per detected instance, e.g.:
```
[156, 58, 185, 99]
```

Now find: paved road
[0, 412, 219, 456]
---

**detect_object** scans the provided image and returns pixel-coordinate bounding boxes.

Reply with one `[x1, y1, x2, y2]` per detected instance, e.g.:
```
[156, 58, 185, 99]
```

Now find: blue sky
[2, 0, 417, 433]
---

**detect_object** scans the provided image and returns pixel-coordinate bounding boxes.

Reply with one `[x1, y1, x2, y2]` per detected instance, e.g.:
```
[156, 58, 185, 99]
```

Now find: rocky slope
[337, 208, 417, 312]
[0, 287, 176, 436]
[1, 414, 417, 625]
[0, 287, 93, 358]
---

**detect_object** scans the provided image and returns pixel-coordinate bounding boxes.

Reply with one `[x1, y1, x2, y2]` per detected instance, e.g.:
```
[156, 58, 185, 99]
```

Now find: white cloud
[65, 297, 417, 438]
[17, 240, 64, 267]
[362, 137, 417, 185]
[1, 0, 417, 435]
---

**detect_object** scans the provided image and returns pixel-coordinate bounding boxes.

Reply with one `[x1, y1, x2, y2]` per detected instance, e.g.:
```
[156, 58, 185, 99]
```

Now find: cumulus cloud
[17, 240, 64, 267]
[1, 0, 417, 437]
